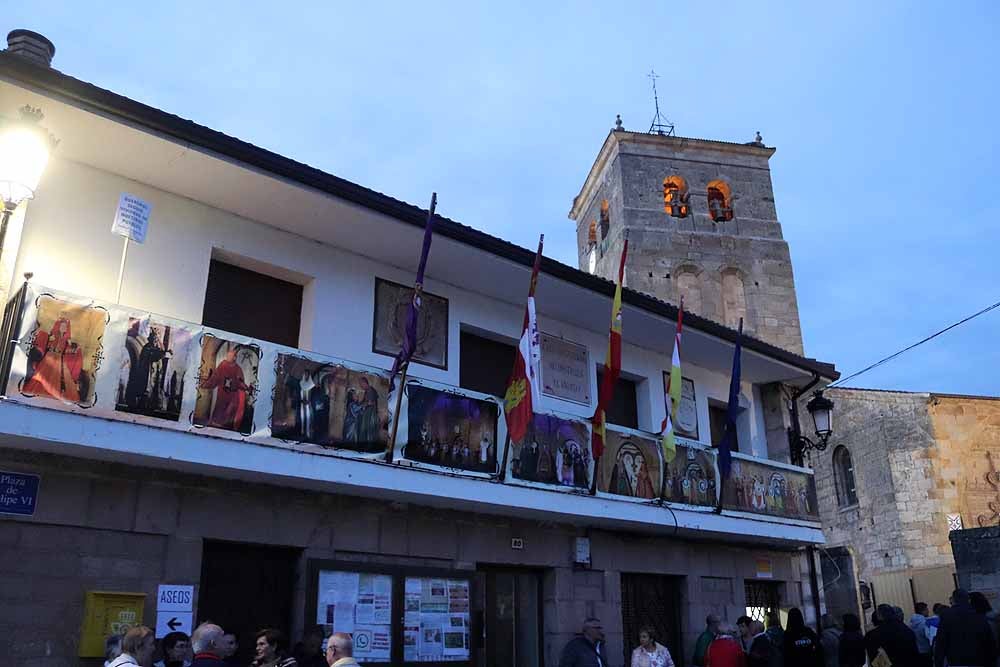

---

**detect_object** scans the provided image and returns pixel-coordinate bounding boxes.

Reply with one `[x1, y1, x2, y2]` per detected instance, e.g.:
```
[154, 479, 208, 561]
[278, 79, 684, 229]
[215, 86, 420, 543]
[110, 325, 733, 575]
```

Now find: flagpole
[497, 431, 512, 481]
[714, 317, 743, 514]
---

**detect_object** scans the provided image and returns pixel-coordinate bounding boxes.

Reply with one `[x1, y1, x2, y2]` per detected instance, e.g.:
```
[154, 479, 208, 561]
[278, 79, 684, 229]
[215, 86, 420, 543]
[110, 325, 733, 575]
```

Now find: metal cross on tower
[648, 69, 675, 136]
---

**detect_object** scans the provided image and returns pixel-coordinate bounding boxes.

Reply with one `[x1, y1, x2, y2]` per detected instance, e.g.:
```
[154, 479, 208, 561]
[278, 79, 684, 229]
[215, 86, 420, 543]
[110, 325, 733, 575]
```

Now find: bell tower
[569, 124, 804, 354]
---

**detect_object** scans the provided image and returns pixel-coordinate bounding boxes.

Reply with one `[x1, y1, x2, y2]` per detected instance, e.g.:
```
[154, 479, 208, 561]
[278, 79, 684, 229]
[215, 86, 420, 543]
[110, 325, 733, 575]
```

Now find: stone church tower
[569, 126, 804, 354]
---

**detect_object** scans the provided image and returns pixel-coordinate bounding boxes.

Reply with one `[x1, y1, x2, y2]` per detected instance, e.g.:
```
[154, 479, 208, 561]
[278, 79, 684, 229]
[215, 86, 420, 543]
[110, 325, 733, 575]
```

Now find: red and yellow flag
[504, 235, 544, 444]
[591, 237, 628, 460]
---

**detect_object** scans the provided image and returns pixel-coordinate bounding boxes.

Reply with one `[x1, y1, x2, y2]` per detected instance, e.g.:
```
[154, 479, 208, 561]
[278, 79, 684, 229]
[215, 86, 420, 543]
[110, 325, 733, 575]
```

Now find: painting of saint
[661, 441, 716, 506]
[116, 317, 194, 421]
[403, 384, 499, 473]
[18, 294, 107, 406]
[271, 354, 390, 452]
[721, 458, 819, 520]
[510, 413, 591, 490]
[596, 430, 662, 499]
[193, 335, 260, 433]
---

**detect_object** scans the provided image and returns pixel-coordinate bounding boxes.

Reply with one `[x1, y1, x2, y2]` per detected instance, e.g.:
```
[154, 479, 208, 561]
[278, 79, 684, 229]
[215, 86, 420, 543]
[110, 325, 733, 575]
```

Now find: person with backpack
[783, 608, 823, 667]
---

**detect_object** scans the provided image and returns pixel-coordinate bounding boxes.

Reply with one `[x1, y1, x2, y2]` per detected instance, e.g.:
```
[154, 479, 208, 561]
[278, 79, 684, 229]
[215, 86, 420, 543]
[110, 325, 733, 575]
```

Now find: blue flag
[718, 318, 743, 484]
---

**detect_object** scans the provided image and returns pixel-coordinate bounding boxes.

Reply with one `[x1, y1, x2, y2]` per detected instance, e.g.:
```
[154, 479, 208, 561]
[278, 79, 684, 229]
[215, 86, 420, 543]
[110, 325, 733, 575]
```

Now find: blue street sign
[0, 471, 40, 516]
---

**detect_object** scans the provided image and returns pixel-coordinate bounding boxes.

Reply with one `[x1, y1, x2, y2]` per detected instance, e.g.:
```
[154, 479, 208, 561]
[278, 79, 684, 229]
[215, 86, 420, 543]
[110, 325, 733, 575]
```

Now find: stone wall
[571, 133, 803, 354]
[0, 446, 806, 667]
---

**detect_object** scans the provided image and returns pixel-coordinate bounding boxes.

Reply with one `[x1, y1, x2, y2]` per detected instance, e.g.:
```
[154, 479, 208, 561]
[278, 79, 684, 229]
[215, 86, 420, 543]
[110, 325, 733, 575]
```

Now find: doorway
[199, 540, 301, 665]
[478, 568, 543, 667]
[621, 573, 684, 666]
[744, 580, 782, 623]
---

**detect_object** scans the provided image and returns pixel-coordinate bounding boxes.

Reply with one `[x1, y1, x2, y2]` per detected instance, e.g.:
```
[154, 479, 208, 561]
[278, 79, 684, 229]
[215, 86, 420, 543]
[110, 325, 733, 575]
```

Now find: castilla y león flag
[504, 235, 544, 444]
[591, 237, 628, 461]
[660, 298, 684, 464]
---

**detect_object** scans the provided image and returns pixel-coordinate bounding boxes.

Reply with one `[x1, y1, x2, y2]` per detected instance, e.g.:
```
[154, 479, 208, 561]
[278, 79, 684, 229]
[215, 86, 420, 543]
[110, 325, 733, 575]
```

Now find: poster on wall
[662, 373, 699, 439]
[14, 291, 109, 407]
[662, 440, 717, 507]
[595, 429, 662, 500]
[722, 457, 820, 521]
[316, 570, 393, 663]
[402, 384, 500, 474]
[271, 354, 390, 453]
[403, 577, 470, 663]
[192, 334, 261, 434]
[539, 333, 591, 405]
[115, 317, 195, 421]
[509, 412, 592, 491]
[372, 278, 448, 370]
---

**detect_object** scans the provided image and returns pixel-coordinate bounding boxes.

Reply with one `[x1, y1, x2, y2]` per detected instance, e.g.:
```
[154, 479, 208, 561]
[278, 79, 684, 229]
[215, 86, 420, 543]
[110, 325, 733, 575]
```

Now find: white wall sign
[155, 584, 194, 637]
[111, 193, 152, 244]
[540, 333, 591, 405]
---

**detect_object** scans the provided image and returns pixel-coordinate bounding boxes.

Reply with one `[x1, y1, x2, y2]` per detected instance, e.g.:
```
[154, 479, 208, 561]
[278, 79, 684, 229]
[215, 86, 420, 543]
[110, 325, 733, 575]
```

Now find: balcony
[0, 282, 821, 544]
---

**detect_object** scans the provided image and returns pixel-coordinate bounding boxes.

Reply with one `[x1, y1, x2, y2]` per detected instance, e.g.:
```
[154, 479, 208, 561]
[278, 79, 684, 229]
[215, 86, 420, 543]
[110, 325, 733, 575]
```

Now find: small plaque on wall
[540, 333, 591, 405]
[663, 373, 699, 440]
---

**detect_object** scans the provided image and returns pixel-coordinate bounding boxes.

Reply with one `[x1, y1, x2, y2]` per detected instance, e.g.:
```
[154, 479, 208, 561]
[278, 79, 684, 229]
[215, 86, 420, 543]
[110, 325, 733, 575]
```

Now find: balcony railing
[0, 282, 819, 523]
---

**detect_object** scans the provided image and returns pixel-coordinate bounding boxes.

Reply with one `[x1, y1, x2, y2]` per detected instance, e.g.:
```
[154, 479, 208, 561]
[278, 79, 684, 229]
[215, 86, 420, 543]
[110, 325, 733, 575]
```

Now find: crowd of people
[103, 623, 358, 667]
[558, 588, 999, 667]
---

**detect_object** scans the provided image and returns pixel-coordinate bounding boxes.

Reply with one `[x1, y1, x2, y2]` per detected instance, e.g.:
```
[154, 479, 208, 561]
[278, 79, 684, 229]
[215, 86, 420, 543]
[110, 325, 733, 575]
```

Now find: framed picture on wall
[663, 373, 699, 440]
[372, 278, 449, 370]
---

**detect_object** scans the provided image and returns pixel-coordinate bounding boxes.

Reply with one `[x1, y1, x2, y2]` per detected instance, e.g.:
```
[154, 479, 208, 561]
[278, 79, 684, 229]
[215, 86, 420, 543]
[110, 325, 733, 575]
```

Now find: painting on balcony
[403, 384, 499, 474]
[271, 354, 390, 453]
[662, 441, 717, 507]
[722, 457, 820, 521]
[17, 293, 108, 407]
[510, 412, 591, 490]
[596, 429, 661, 500]
[372, 278, 448, 370]
[115, 317, 195, 421]
[193, 334, 261, 434]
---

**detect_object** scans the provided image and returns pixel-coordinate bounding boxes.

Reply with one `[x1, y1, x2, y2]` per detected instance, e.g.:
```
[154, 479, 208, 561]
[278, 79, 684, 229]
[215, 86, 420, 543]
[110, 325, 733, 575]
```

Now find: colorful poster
[722, 457, 820, 520]
[403, 384, 500, 474]
[316, 570, 392, 663]
[116, 317, 195, 421]
[510, 412, 592, 490]
[662, 440, 717, 507]
[16, 292, 108, 407]
[405, 577, 470, 663]
[192, 334, 261, 434]
[596, 429, 662, 499]
[271, 354, 390, 453]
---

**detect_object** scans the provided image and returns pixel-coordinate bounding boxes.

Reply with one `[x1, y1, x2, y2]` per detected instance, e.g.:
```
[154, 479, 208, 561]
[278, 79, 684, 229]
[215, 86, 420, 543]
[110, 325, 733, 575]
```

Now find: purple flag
[390, 193, 437, 389]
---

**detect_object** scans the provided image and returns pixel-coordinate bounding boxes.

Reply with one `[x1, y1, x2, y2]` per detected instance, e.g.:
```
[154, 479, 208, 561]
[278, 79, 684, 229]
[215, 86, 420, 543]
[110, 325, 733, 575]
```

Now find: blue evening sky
[6, 2, 998, 395]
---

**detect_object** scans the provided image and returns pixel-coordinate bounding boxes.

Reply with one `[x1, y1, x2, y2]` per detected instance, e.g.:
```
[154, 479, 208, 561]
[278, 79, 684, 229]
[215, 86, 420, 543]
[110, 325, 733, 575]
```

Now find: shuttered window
[202, 259, 303, 347]
[460, 331, 516, 398]
[596, 368, 639, 429]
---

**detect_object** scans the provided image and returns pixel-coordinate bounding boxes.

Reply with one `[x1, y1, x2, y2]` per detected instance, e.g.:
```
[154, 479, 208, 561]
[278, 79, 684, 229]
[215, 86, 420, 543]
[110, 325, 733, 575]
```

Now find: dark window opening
[460, 331, 517, 398]
[596, 368, 639, 429]
[709, 403, 740, 453]
[833, 445, 859, 507]
[202, 259, 303, 347]
[599, 199, 611, 240]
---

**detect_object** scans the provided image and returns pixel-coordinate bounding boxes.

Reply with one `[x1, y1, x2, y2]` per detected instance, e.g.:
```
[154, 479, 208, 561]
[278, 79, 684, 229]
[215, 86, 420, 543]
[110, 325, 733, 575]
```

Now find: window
[460, 331, 517, 398]
[709, 403, 739, 453]
[833, 446, 858, 507]
[599, 199, 610, 239]
[596, 368, 638, 429]
[707, 179, 734, 222]
[721, 269, 748, 329]
[675, 267, 703, 316]
[202, 259, 303, 347]
[663, 175, 690, 218]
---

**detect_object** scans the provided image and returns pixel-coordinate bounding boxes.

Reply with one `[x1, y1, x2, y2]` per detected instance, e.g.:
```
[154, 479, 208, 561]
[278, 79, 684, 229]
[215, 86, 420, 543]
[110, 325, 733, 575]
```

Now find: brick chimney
[6, 29, 55, 67]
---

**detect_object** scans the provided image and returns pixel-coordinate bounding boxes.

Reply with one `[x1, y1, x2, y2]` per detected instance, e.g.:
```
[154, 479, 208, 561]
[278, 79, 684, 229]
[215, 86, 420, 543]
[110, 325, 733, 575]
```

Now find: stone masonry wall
[0, 446, 805, 667]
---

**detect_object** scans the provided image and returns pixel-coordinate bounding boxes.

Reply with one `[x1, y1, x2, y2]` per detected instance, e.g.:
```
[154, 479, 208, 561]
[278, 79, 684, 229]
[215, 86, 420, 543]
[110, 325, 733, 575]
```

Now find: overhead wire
[827, 298, 1000, 388]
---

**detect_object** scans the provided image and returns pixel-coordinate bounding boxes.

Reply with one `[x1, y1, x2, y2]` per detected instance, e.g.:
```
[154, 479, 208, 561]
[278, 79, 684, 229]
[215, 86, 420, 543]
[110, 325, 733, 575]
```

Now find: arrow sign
[155, 611, 192, 637]
[168, 617, 182, 631]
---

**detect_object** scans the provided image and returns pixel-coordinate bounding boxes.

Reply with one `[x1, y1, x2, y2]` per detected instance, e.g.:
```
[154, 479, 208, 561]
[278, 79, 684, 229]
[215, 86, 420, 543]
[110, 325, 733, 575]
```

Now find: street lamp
[789, 388, 835, 466]
[0, 105, 57, 254]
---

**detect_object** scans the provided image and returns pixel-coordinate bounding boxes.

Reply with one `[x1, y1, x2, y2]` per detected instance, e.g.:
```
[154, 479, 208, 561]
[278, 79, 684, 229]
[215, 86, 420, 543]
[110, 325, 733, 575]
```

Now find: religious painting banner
[722, 455, 820, 521]
[270, 352, 391, 456]
[192, 333, 262, 435]
[661, 437, 717, 507]
[595, 427, 662, 501]
[5, 284, 110, 409]
[115, 316, 196, 422]
[396, 380, 502, 477]
[507, 411, 592, 492]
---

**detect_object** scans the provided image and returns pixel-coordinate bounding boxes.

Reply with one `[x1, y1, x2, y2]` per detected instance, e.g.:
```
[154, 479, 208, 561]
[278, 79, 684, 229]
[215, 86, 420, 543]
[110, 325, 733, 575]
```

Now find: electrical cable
[827, 298, 1000, 388]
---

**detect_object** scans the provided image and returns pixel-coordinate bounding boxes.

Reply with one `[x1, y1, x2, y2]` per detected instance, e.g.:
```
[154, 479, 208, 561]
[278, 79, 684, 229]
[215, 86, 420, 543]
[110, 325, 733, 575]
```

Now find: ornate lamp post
[790, 389, 835, 466]
[0, 105, 58, 255]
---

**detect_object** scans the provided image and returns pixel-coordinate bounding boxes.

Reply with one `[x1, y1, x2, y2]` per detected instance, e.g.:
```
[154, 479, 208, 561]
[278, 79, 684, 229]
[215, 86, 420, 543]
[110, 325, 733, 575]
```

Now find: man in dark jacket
[865, 604, 918, 666]
[934, 589, 997, 667]
[559, 617, 606, 667]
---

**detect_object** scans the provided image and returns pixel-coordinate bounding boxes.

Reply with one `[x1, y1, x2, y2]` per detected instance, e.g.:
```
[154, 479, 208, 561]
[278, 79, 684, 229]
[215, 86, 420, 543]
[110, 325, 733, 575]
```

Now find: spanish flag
[591, 237, 628, 461]
[504, 235, 544, 444]
[660, 299, 684, 463]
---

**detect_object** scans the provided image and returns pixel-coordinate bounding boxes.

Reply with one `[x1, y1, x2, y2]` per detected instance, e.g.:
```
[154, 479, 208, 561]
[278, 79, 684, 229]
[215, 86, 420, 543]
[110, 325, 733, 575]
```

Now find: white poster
[316, 570, 392, 663]
[406, 577, 471, 662]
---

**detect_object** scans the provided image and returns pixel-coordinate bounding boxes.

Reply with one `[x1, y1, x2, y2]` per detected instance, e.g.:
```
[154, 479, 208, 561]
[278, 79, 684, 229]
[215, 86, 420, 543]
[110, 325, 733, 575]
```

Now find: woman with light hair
[631, 625, 675, 667]
[108, 626, 155, 667]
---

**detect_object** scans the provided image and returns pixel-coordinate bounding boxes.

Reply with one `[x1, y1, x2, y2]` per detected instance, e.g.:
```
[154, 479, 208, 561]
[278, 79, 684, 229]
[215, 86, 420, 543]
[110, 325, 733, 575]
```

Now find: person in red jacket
[706, 624, 747, 667]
